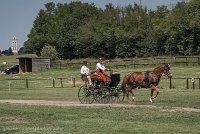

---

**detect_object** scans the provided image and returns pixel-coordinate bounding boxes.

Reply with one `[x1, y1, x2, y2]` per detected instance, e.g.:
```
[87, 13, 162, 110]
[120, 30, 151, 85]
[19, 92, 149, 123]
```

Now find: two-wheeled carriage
[78, 73, 124, 104]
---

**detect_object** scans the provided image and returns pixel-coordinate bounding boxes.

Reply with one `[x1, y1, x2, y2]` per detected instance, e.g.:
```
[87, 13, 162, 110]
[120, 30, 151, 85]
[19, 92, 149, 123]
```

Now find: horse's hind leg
[127, 86, 134, 103]
[130, 90, 135, 101]
[150, 85, 159, 103]
[122, 85, 129, 102]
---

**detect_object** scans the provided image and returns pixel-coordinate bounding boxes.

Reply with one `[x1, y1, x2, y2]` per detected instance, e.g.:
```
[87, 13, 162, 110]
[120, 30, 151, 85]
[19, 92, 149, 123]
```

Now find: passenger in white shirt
[80, 61, 92, 85]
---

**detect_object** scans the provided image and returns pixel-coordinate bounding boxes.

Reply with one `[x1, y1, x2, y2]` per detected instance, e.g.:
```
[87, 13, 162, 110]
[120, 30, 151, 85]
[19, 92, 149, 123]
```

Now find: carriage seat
[90, 71, 120, 87]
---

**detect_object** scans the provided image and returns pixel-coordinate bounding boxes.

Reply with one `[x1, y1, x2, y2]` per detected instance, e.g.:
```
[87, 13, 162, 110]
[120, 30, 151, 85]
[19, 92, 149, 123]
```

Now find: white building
[12, 36, 18, 54]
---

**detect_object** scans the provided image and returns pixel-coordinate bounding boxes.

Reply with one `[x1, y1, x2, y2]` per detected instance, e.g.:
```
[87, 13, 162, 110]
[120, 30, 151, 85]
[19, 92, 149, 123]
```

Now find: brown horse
[121, 64, 172, 103]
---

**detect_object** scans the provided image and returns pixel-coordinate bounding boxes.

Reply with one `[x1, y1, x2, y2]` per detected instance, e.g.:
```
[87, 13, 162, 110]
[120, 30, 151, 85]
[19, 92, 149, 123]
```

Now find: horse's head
[163, 64, 172, 78]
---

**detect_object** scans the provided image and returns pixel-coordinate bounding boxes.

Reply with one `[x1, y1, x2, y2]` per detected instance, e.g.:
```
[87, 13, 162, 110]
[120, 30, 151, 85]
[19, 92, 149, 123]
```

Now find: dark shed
[16, 57, 50, 73]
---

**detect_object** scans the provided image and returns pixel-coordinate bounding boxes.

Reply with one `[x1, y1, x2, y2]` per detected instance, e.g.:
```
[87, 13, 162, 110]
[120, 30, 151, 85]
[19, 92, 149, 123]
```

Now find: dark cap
[83, 61, 87, 65]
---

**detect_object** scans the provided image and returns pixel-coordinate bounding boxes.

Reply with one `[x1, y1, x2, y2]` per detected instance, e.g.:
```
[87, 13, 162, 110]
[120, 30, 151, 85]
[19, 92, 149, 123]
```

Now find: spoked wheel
[78, 85, 94, 104]
[110, 88, 125, 103]
[94, 86, 110, 104]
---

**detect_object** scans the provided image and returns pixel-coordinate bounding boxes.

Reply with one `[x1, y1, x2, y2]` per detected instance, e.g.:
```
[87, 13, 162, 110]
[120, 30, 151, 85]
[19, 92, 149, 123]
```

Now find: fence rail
[0, 78, 76, 89]
[2, 56, 199, 71]
[51, 56, 200, 69]
[174, 56, 200, 65]
[0, 77, 200, 89]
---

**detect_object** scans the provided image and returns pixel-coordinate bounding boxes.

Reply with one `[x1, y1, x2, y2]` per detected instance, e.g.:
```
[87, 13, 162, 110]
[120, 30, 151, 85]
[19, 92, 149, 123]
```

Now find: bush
[40, 46, 58, 64]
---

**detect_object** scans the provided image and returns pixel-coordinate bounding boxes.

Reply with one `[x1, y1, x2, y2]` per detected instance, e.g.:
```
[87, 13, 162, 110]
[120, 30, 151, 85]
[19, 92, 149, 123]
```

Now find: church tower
[12, 36, 18, 54]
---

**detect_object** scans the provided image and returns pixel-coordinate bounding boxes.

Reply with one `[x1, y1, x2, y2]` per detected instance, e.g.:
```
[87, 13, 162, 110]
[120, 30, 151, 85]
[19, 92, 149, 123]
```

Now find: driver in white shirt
[95, 58, 111, 85]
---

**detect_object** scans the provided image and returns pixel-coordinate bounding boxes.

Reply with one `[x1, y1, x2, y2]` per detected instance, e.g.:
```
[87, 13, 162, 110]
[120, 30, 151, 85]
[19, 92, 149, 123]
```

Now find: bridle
[164, 64, 172, 77]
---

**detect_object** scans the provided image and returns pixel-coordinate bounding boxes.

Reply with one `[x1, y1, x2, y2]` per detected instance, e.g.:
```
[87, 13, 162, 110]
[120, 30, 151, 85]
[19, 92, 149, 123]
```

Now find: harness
[144, 71, 159, 84]
[144, 71, 149, 81]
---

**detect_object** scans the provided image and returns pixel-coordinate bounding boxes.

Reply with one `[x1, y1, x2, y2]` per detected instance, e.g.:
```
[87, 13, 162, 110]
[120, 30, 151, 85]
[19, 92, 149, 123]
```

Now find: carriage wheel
[78, 85, 94, 104]
[94, 87, 110, 104]
[110, 88, 125, 103]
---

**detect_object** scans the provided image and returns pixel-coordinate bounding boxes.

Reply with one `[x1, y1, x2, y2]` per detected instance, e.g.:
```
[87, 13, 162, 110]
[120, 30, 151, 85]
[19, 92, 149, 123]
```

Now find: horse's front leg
[150, 85, 159, 103]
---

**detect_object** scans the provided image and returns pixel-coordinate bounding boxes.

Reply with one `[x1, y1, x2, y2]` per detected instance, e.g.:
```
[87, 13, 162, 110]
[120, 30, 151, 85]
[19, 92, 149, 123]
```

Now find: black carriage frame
[78, 73, 124, 104]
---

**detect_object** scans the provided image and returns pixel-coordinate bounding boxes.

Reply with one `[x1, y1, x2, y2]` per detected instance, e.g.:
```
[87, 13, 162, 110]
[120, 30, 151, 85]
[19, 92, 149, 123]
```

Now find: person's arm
[85, 67, 90, 75]
[101, 64, 107, 71]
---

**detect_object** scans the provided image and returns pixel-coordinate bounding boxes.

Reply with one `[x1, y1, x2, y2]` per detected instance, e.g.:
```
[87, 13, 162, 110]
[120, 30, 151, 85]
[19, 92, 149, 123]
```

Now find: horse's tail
[121, 80, 126, 94]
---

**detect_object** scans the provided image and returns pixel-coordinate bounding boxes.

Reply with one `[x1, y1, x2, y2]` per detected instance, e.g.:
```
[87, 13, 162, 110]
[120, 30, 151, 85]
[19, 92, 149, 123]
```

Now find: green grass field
[1, 65, 200, 90]
[0, 101, 200, 134]
[0, 54, 36, 65]
[0, 55, 200, 134]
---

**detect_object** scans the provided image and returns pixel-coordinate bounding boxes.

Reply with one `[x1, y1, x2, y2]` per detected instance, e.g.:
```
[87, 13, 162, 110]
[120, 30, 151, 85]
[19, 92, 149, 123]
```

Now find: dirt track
[0, 99, 148, 108]
[0, 99, 200, 113]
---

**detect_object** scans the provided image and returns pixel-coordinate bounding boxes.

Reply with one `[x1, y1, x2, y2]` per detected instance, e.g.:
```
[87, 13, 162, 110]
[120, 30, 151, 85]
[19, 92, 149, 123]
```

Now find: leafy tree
[24, 2, 56, 56]
[8, 47, 14, 55]
[23, 0, 200, 59]
[2, 47, 13, 56]
[1, 50, 8, 55]
[40, 46, 58, 65]
[18, 47, 24, 55]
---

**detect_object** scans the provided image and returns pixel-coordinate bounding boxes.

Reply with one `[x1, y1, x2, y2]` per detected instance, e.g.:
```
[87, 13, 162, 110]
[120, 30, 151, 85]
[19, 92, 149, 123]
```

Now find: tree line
[22, 0, 200, 59]
[1, 48, 13, 56]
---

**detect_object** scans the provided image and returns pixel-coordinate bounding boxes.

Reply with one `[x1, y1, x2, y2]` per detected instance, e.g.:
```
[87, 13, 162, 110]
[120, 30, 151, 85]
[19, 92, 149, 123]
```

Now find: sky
[0, 0, 182, 51]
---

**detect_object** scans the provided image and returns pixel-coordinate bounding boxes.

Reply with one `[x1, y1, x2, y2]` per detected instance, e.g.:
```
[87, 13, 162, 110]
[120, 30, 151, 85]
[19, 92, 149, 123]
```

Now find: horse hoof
[149, 98, 153, 103]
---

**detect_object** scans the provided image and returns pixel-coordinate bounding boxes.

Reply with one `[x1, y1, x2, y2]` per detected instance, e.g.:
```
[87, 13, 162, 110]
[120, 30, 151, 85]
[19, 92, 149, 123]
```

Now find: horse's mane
[154, 64, 166, 70]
